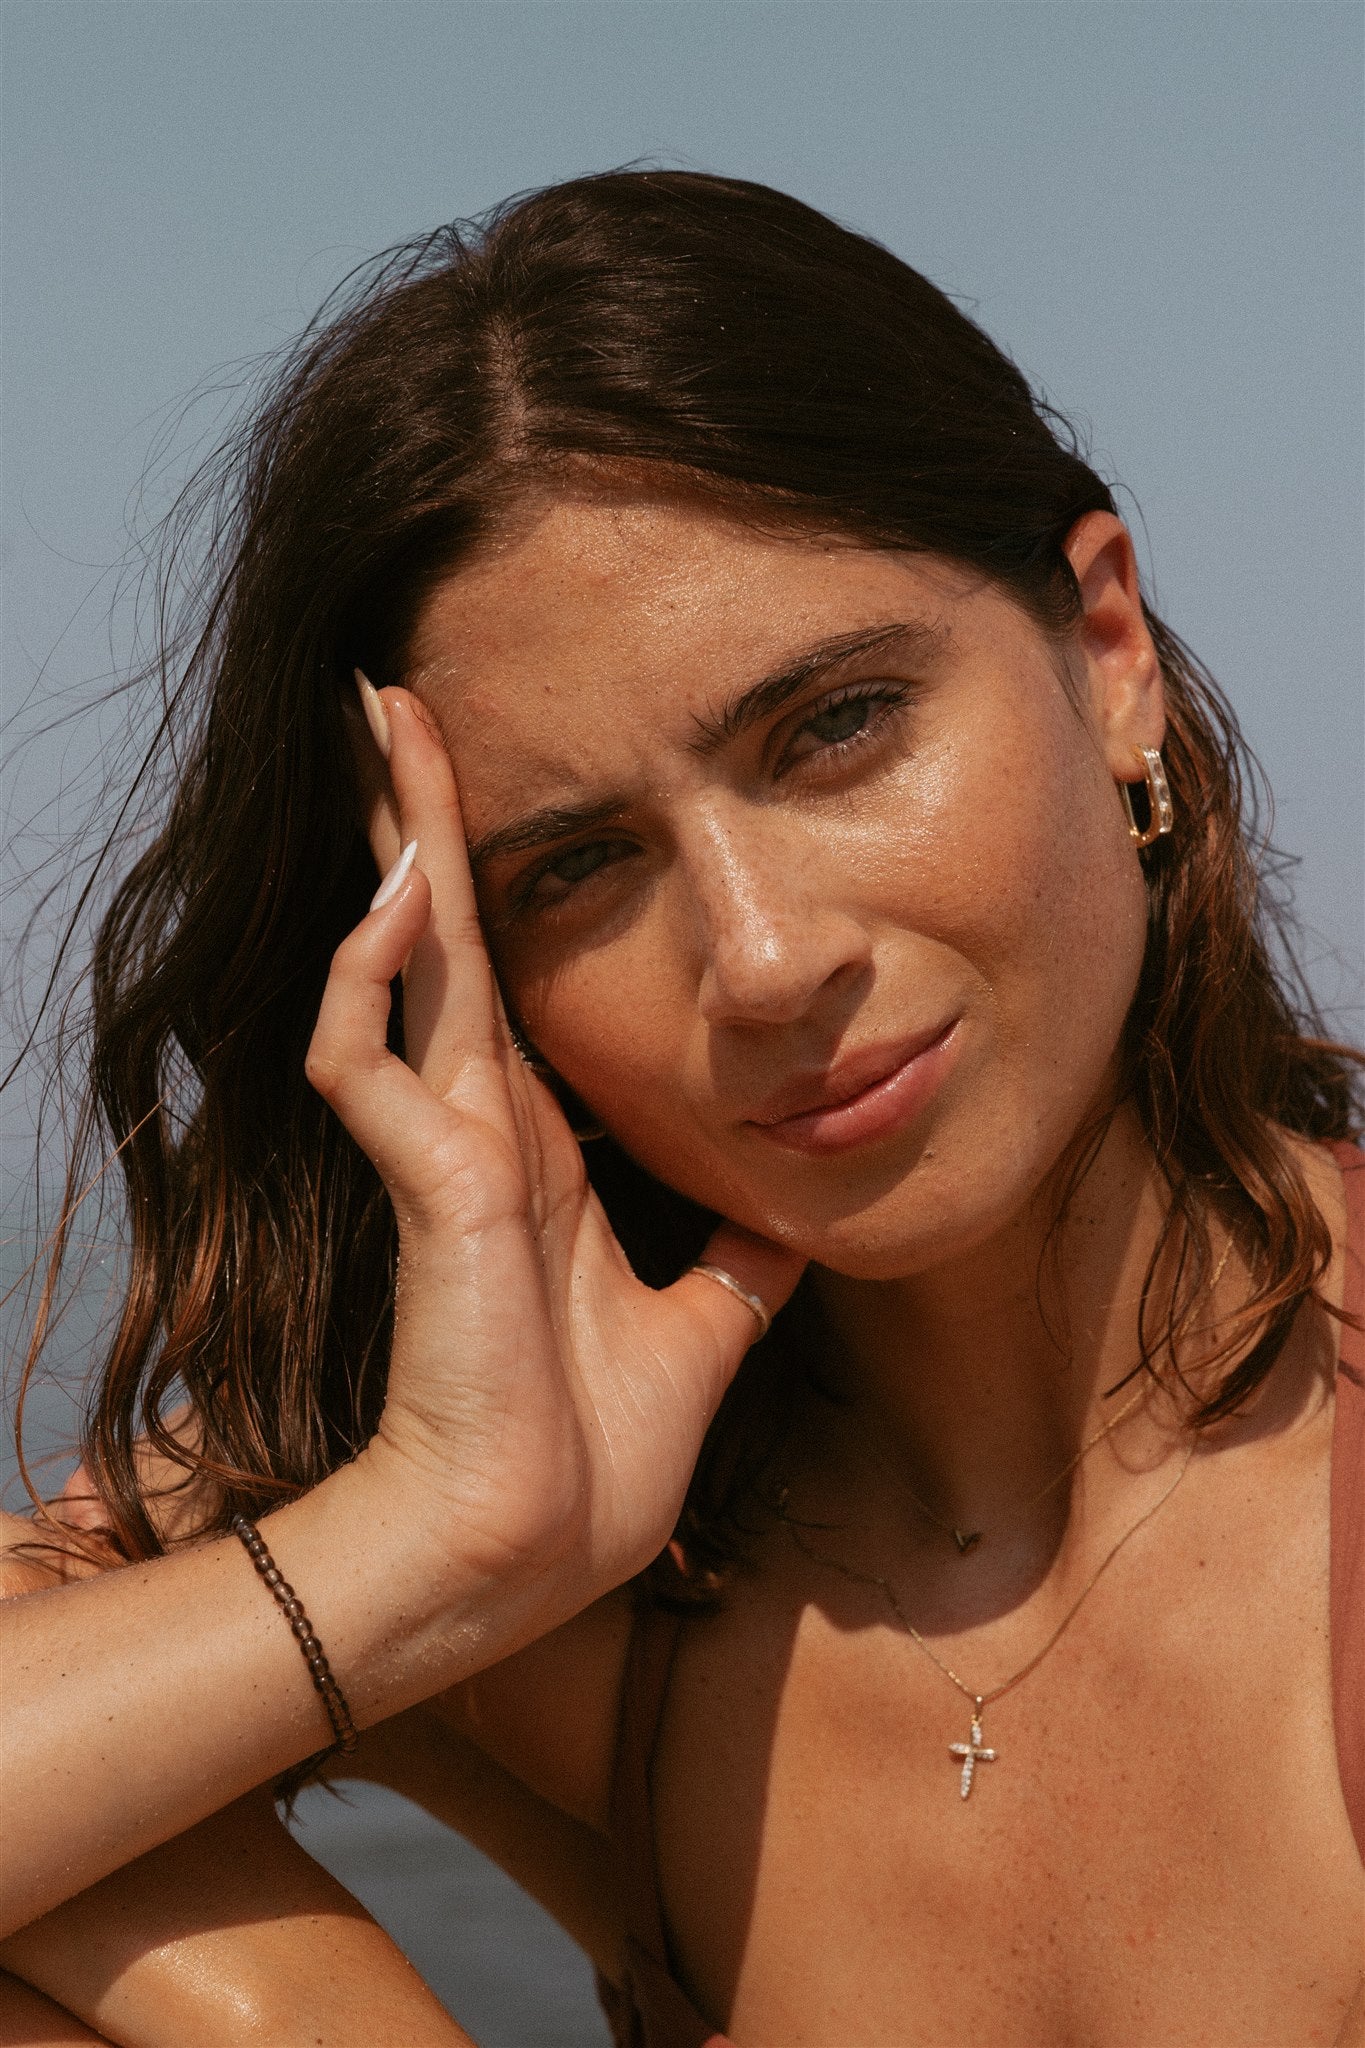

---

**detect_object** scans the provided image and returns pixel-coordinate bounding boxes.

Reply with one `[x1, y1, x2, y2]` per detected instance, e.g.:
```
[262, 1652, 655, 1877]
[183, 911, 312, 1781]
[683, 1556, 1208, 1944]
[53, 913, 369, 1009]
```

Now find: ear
[1061, 511, 1165, 778]
[341, 684, 405, 877]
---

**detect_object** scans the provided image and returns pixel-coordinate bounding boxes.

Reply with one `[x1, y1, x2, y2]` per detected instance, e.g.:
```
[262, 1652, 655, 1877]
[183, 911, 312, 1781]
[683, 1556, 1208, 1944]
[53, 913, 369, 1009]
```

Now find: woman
[1, 170, 1360, 2046]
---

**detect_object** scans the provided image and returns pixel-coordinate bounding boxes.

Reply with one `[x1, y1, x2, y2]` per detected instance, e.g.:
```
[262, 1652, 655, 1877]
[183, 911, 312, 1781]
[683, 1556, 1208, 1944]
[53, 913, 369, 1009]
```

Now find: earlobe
[1061, 511, 1165, 773]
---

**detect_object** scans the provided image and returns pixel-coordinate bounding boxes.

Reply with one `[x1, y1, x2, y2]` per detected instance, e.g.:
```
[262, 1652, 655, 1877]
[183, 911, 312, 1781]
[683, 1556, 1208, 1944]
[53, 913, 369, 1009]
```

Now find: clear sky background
[3, 0, 1363, 1157]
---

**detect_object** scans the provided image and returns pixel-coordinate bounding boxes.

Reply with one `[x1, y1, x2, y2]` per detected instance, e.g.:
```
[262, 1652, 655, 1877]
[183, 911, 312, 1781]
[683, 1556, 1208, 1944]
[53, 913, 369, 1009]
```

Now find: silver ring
[690, 1264, 772, 1342]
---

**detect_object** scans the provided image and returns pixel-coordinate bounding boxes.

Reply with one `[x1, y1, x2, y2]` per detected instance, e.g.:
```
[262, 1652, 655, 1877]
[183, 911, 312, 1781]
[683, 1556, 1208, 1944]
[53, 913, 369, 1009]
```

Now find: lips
[743, 1016, 961, 1156]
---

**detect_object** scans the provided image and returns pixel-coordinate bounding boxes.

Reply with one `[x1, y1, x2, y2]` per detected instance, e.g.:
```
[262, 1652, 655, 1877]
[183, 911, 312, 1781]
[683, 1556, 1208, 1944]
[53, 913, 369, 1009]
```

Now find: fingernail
[354, 668, 391, 759]
[370, 839, 418, 910]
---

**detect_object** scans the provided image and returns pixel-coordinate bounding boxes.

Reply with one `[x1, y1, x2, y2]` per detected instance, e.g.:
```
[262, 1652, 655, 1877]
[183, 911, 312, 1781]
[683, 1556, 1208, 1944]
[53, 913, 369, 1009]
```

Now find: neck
[808, 1110, 1184, 1536]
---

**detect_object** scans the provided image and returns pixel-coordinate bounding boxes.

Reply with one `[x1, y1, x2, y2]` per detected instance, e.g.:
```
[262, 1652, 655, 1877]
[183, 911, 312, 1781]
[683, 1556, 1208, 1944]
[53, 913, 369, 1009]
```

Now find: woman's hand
[0, 686, 800, 1936]
[315, 686, 804, 1608]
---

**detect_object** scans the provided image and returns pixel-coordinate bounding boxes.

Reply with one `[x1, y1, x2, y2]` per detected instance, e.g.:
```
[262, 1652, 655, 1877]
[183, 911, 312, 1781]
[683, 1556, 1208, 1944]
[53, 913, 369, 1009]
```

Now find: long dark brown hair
[11, 168, 1361, 1580]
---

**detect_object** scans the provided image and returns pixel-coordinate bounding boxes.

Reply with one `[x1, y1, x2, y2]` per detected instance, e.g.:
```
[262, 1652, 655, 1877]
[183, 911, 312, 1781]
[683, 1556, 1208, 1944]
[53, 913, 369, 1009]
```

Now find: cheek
[914, 702, 1150, 1144]
[506, 928, 690, 1115]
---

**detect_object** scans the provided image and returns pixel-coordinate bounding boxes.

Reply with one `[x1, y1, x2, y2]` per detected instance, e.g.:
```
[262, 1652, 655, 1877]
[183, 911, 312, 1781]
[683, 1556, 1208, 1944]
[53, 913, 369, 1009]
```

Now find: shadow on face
[408, 484, 1160, 1281]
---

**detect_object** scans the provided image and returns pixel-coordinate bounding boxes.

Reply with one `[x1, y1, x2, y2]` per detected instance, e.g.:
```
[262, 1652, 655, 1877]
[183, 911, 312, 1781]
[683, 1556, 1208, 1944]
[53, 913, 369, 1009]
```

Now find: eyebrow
[465, 618, 948, 874]
[685, 618, 949, 755]
[467, 797, 634, 872]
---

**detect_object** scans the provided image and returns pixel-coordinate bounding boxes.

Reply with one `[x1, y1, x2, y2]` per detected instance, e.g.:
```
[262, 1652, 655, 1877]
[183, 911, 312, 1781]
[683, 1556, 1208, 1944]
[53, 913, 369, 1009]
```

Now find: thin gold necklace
[780, 1433, 1196, 1802]
[883, 1379, 1150, 1555]
[869, 1234, 1234, 1555]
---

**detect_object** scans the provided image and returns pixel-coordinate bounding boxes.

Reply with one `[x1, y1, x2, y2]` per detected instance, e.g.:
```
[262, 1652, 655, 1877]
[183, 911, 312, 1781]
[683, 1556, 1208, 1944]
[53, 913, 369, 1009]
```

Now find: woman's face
[409, 486, 1161, 1279]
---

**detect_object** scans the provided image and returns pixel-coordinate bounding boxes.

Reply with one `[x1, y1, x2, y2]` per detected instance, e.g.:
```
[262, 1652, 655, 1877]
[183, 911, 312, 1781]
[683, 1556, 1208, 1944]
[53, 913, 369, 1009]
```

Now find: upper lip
[744, 1018, 957, 1127]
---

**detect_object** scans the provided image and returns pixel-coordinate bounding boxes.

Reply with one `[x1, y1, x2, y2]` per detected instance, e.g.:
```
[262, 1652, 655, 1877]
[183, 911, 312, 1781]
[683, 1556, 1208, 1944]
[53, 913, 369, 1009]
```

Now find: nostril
[698, 922, 870, 1028]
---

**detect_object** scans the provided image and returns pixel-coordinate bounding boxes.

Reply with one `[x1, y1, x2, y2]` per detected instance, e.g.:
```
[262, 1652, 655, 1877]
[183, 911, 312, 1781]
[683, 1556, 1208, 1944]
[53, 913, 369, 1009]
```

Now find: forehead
[406, 490, 976, 805]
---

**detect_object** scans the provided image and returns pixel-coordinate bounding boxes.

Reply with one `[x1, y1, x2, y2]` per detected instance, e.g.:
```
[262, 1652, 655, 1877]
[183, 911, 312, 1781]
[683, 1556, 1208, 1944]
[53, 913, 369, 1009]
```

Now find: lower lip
[748, 1021, 961, 1157]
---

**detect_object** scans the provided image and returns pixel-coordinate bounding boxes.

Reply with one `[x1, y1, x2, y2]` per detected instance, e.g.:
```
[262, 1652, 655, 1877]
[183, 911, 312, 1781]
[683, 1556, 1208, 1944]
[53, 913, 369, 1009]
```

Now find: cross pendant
[948, 1707, 997, 1799]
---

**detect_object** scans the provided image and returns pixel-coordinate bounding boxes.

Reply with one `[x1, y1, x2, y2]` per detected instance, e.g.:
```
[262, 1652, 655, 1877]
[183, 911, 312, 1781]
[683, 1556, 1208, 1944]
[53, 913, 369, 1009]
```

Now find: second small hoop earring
[1118, 745, 1175, 849]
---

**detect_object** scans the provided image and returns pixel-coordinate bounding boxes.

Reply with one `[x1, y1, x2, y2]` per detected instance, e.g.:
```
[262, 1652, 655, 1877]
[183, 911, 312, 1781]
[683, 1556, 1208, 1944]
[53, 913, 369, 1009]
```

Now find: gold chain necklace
[779, 1428, 1197, 1803]
[870, 1234, 1234, 1556]
[882, 1379, 1149, 1555]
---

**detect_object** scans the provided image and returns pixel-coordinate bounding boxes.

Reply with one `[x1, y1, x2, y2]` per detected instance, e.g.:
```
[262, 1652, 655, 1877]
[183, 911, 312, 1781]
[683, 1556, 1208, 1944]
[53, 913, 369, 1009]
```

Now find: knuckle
[327, 926, 364, 976]
[303, 1046, 340, 1094]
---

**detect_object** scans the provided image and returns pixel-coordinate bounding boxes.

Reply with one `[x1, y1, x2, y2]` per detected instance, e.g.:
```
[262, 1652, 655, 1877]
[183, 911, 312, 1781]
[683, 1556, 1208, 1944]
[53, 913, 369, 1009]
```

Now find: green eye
[547, 842, 615, 886]
[805, 697, 876, 745]
[782, 683, 912, 773]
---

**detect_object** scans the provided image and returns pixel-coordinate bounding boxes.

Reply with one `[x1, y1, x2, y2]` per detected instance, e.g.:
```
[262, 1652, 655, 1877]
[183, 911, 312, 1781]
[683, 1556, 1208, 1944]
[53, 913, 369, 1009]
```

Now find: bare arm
[0, 685, 803, 1937]
[0, 1671, 627, 2048]
[0, 1794, 473, 2048]
[0, 1529, 475, 2043]
[0, 1973, 110, 2046]
[0, 1462, 523, 1939]
[1, 1508, 628, 2048]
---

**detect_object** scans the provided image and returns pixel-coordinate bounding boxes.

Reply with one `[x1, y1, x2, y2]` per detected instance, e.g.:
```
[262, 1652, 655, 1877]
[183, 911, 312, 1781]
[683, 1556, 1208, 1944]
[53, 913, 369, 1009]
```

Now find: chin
[739, 1105, 1087, 1282]
[793, 1203, 990, 1282]
[712, 1153, 976, 1281]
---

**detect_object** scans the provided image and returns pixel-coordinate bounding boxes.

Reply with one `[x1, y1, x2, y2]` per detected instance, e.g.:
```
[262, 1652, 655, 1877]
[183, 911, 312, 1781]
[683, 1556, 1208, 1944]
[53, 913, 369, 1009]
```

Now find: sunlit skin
[400, 486, 1165, 1522]
[3, 487, 1359, 2046]
[413, 487, 1151, 1274]
[361, 486, 1361, 2042]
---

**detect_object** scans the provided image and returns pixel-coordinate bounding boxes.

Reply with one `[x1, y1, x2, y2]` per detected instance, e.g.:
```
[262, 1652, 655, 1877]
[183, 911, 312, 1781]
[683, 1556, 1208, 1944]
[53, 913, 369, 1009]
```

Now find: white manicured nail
[354, 668, 391, 759]
[370, 839, 418, 910]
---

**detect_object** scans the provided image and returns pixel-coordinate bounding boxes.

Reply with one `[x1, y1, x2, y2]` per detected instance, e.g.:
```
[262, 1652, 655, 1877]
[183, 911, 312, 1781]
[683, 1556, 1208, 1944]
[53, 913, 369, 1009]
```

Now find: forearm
[0, 1972, 111, 2045]
[0, 1795, 473, 2048]
[0, 1452, 585, 1936]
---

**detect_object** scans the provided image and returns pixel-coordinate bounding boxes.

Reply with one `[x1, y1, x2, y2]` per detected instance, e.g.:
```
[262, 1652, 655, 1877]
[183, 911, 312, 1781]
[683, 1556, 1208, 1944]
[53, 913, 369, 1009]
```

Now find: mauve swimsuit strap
[609, 1597, 688, 1961]
[599, 1599, 739, 2047]
[1328, 1140, 1365, 1863]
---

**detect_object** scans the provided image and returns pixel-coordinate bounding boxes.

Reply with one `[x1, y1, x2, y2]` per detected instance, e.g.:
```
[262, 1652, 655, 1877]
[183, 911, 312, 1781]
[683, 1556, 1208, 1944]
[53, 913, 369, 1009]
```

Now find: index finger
[379, 688, 505, 1088]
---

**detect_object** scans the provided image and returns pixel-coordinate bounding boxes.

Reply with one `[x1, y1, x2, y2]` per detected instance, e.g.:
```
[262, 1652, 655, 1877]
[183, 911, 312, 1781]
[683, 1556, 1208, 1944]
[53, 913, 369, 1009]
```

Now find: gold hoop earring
[1118, 746, 1175, 849]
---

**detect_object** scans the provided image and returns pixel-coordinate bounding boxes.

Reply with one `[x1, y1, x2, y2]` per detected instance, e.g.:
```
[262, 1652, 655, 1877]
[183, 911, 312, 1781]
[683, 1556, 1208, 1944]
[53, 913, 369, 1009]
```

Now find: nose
[686, 810, 873, 1028]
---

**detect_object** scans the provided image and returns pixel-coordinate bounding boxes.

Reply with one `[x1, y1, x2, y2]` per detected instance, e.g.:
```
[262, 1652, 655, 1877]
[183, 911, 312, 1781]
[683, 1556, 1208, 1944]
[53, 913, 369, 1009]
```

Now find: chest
[650, 1452, 1363, 2046]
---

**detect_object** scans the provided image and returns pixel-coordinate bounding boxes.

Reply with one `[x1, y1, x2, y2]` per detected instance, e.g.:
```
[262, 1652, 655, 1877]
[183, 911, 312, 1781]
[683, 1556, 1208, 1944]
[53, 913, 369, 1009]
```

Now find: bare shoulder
[1283, 1126, 1355, 1322]
[1289, 1126, 1353, 1223]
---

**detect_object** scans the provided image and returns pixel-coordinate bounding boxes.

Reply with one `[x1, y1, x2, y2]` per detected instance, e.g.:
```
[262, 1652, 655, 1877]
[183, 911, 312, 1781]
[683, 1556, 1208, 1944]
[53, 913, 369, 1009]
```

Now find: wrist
[260, 1445, 595, 1724]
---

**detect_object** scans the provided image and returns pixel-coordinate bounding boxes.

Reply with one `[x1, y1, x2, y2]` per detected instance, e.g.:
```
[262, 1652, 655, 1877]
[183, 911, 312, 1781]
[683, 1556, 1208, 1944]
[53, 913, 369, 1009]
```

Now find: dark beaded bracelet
[230, 1514, 358, 1758]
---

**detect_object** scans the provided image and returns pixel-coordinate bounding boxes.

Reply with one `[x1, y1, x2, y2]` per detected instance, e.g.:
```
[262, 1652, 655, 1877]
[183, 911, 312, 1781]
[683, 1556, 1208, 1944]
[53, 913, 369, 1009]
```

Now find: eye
[778, 683, 913, 776]
[806, 697, 879, 744]
[518, 836, 635, 910]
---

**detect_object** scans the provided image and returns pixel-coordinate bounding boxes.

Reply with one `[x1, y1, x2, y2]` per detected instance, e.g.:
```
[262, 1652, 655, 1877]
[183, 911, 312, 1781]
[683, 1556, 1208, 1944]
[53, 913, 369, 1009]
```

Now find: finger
[305, 848, 469, 1201]
[667, 1224, 807, 1371]
[380, 690, 506, 1087]
[341, 691, 403, 878]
